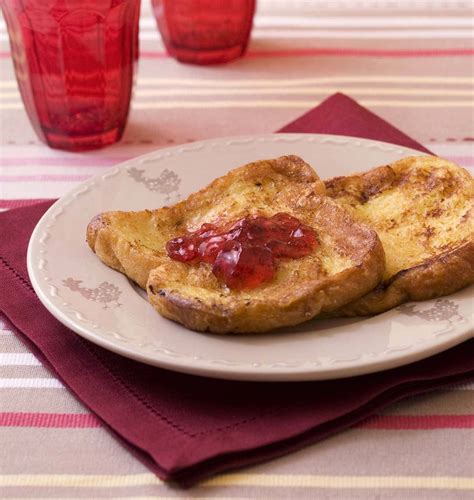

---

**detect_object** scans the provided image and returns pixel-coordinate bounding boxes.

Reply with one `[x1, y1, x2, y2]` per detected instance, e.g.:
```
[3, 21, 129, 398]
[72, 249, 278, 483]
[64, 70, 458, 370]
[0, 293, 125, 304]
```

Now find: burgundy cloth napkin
[278, 92, 432, 153]
[1, 94, 472, 487]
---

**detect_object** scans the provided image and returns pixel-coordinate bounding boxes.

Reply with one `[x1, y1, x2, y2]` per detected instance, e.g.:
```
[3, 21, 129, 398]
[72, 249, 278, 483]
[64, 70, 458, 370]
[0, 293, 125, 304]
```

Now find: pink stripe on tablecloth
[0, 174, 90, 182]
[1, 412, 472, 429]
[139, 48, 474, 59]
[0, 412, 101, 428]
[0, 199, 50, 209]
[0, 157, 129, 167]
[360, 415, 474, 430]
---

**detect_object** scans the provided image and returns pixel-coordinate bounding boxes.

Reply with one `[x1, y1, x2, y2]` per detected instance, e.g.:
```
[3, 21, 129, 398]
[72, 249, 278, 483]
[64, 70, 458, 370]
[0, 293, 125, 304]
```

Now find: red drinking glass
[152, 0, 256, 65]
[1, 0, 140, 151]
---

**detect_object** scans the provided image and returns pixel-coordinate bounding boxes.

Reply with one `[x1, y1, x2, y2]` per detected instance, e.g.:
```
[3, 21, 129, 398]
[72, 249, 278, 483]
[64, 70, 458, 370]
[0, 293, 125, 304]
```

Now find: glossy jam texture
[166, 213, 318, 289]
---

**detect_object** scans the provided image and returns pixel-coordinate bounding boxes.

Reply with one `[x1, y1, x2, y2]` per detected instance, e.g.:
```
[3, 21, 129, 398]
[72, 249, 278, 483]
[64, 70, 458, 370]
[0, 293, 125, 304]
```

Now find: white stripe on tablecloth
[253, 16, 474, 28]
[1, 76, 473, 88]
[134, 99, 474, 109]
[430, 144, 474, 158]
[128, 16, 474, 30]
[0, 181, 91, 199]
[144, 15, 473, 29]
[249, 29, 474, 39]
[134, 29, 474, 41]
[1, 100, 473, 111]
[0, 166, 121, 177]
[116, 88, 474, 98]
[132, 100, 474, 109]
[1, 16, 473, 31]
[2, 30, 473, 43]
[258, 0, 474, 11]
[132, 27, 474, 39]
[2, 88, 474, 100]
[0, 86, 474, 102]
[139, 76, 474, 86]
[0, 353, 41, 366]
[0, 378, 64, 389]
[1, 174, 89, 182]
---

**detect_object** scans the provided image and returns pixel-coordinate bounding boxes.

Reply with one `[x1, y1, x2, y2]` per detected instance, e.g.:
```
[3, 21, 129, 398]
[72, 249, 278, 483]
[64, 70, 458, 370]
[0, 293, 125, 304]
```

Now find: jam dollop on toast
[87, 155, 385, 333]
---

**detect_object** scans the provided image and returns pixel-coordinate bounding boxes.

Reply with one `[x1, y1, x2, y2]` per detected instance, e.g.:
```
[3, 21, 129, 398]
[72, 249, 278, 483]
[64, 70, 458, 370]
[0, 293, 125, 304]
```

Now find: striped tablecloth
[1, 1, 473, 498]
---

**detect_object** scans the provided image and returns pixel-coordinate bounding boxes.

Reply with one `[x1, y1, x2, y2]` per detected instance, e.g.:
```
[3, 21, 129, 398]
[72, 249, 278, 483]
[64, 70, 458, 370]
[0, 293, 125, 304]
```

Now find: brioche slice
[87, 155, 385, 333]
[325, 155, 474, 316]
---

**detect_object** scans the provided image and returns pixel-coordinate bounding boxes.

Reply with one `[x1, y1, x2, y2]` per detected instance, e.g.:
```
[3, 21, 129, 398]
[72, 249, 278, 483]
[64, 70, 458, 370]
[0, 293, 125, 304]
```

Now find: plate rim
[27, 133, 473, 381]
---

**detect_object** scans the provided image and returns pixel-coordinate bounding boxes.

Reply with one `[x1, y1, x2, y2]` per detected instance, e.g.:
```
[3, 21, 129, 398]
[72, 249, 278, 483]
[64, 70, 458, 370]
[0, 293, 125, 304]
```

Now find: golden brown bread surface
[325, 155, 474, 316]
[87, 155, 385, 333]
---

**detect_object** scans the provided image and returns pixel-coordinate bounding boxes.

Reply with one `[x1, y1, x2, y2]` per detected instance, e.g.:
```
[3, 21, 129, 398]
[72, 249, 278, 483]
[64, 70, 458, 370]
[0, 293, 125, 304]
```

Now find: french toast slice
[325, 155, 474, 316]
[87, 155, 385, 333]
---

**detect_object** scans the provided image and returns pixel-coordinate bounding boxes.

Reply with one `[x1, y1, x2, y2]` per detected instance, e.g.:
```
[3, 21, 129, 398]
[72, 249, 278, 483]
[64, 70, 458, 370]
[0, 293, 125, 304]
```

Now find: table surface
[1, 1, 473, 498]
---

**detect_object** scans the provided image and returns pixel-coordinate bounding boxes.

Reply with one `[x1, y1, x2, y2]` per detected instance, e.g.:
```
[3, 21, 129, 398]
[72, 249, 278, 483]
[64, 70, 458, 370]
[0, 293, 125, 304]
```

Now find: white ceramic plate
[27, 134, 473, 381]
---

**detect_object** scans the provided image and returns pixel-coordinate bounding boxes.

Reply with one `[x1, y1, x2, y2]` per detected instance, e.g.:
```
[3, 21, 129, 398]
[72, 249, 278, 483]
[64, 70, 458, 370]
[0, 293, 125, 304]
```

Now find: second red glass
[152, 0, 256, 65]
[2, 0, 141, 151]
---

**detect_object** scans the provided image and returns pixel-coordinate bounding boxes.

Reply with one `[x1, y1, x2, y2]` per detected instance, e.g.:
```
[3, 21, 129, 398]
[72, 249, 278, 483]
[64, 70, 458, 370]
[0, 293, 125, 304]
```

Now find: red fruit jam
[166, 213, 318, 290]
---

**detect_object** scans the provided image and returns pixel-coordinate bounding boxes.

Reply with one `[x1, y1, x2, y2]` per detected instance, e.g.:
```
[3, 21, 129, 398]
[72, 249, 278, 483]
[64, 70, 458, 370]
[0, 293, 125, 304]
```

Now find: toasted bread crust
[326, 156, 474, 316]
[148, 195, 385, 333]
[88, 155, 385, 333]
[335, 241, 474, 316]
[87, 212, 160, 289]
[87, 155, 327, 290]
